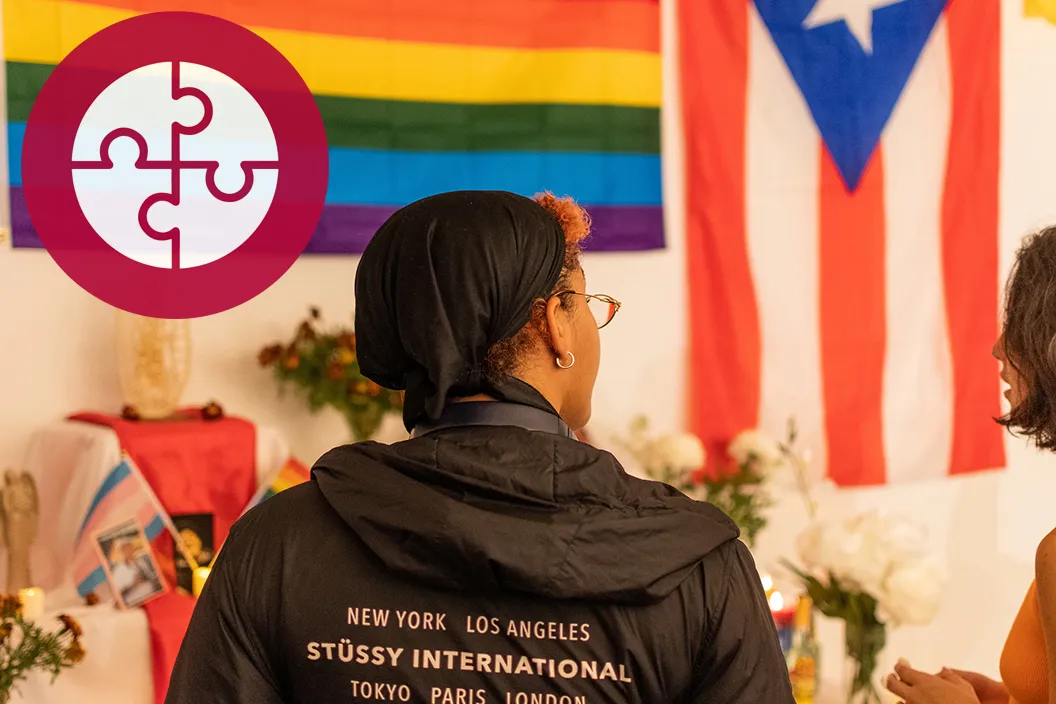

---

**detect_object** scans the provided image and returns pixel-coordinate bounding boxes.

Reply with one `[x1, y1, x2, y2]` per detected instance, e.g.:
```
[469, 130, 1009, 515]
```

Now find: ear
[543, 296, 571, 358]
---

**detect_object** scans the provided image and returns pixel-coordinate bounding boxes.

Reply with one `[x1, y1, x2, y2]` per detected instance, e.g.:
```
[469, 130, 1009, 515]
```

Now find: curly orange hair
[485, 192, 592, 379]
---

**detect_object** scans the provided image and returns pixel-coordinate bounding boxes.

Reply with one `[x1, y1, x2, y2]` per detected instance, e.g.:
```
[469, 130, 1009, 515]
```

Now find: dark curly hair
[485, 192, 592, 381]
[998, 226, 1056, 450]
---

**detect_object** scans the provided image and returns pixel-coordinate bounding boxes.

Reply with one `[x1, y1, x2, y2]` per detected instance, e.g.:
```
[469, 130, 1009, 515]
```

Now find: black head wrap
[355, 191, 568, 431]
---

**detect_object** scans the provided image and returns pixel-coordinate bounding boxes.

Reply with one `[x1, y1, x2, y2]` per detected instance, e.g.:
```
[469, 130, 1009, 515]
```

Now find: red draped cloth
[69, 409, 257, 704]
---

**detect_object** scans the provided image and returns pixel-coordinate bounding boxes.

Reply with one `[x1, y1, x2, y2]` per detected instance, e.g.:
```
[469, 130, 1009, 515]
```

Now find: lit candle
[761, 573, 774, 596]
[768, 590, 796, 655]
[18, 588, 45, 621]
[192, 567, 211, 598]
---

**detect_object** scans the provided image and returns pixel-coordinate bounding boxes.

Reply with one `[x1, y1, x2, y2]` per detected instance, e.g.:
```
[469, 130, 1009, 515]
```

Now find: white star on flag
[803, 0, 907, 54]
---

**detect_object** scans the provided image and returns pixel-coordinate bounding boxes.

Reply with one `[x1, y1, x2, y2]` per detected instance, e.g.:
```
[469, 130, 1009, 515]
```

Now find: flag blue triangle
[753, 0, 946, 190]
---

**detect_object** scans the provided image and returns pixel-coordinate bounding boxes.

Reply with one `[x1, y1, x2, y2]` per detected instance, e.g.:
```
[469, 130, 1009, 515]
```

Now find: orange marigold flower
[296, 321, 317, 342]
[335, 347, 356, 365]
[0, 596, 22, 619]
[65, 640, 86, 664]
[337, 333, 356, 352]
[58, 614, 83, 638]
[258, 344, 283, 367]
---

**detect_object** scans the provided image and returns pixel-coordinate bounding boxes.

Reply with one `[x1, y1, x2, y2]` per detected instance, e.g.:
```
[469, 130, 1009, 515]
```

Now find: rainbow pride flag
[241, 457, 311, 516]
[1026, 0, 1056, 22]
[4, 0, 663, 253]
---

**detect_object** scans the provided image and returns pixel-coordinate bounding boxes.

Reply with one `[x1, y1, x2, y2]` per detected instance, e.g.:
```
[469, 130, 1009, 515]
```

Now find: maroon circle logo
[22, 12, 329, 318]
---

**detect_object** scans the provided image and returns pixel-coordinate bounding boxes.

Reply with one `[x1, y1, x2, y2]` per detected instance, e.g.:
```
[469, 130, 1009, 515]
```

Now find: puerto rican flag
[682, 0, 1005, 485]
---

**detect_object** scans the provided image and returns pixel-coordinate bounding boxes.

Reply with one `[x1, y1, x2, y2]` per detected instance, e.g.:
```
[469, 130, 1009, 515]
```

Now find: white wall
[1, 0, 1055, 693]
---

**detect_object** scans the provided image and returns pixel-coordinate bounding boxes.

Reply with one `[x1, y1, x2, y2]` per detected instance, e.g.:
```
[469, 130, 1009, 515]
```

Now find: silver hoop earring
[556, 352, 575, 369]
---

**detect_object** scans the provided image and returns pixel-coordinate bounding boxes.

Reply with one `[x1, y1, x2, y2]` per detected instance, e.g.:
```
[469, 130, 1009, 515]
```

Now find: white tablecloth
[12, 604, 152, 704]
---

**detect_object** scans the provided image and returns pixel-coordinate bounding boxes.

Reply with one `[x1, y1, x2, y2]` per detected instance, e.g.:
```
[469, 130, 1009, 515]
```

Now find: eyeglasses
[554, 292, 622, 329]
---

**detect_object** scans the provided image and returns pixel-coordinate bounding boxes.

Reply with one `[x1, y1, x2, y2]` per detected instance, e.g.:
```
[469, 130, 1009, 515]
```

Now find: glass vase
[114, 312, 191, 419]
[843, 620, 886, 704]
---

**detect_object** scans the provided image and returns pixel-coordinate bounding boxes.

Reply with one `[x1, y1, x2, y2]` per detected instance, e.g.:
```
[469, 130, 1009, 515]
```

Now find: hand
[885, 661, 981, 704]
[947, 669, 1009, 704]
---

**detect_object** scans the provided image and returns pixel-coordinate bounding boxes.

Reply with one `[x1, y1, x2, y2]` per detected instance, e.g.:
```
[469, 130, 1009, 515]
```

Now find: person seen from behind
[166, 190, 794, 703]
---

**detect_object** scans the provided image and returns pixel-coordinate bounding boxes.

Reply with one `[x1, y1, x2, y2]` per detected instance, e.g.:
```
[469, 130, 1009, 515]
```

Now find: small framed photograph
[171, 513, 215, 595]
[93, 519, 168, 609]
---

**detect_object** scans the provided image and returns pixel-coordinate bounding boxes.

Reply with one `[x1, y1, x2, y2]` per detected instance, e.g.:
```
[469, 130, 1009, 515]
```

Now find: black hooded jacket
[166, 417, 794, 703]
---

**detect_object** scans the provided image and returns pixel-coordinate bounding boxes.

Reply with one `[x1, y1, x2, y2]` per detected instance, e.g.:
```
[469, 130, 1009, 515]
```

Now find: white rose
[728, 429, 783, 474]
[843, 511, 928, 591]
[824, 511, 932, 595]
[796, 519, 865, 585]
[877, 560, 945, 626]
[830, 512, 885, 590]
[859, 510, 926, 560]
[796, 521, 826, 570]
[794, 513, 877, 591]
[649, 433, 706, 473]
[822, 530, 875, 590]
[634, 442, 661, 475]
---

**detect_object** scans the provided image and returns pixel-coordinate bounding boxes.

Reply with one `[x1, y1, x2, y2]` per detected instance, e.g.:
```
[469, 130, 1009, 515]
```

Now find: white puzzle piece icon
[143, 166, 278, 269]
[71, 61, 279, 270]
[176, 62, 278, 195]
[72, 62, 207, 164]
[72, 134, 175, 268]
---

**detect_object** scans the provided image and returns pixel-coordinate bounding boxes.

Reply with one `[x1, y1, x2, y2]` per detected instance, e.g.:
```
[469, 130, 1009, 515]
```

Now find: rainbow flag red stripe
[242, 457, 311, 515]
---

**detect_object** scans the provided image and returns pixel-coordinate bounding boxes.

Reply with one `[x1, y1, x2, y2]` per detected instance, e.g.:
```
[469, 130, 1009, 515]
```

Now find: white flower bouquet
[619, 416, 705, 487]
[785, 510, 944, 703]
[619, 417, 783, 547]
[704, 427, 784, 545]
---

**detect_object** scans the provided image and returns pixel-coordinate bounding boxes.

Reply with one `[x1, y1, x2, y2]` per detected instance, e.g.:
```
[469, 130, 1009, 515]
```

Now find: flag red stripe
[681, 0, 758, 466]
[942, 0, 1006, 476]
[66, 0, 660, 52]
[820, 147, 888, 486]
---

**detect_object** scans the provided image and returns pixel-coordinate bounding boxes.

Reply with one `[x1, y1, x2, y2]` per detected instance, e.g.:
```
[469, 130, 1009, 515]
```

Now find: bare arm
[1034, 530, 1056, 704]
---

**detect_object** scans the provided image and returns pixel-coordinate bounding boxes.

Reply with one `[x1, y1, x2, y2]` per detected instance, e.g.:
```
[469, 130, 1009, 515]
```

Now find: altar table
[12, 417, 289, 703]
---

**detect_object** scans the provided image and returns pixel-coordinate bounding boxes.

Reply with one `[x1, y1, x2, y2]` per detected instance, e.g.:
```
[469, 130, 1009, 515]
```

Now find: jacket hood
[312, 426, 739, 605]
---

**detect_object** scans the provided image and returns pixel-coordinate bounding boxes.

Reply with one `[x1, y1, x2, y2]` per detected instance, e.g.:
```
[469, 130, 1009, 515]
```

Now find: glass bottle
[788, 595, 820, 704]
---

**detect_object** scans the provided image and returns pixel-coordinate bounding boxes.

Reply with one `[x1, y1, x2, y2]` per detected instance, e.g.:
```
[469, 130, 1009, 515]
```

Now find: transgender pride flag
[72, 455, 176, 598]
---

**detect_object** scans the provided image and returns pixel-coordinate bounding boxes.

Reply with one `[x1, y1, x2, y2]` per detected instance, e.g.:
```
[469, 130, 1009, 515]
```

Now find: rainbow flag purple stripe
[8, 186, 663, 254]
